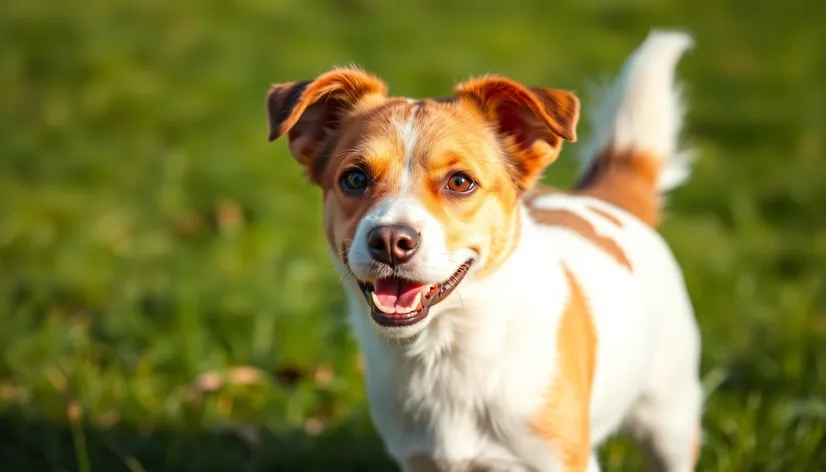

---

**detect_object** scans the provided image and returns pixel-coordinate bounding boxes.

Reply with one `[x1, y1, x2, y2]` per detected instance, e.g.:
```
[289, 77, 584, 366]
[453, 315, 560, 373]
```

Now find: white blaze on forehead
[394, 102, 421, 194]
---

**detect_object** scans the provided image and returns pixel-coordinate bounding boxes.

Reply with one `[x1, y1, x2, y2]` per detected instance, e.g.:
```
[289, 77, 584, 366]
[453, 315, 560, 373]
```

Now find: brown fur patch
[574, 148, 662, 226]
[587, 205, 623, 227]
[530, 265, 596, 472]
[529, 207, 632, 272]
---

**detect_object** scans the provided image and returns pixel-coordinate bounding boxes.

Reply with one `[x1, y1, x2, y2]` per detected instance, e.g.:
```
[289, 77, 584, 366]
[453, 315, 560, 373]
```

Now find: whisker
[334, 271, 351, 284]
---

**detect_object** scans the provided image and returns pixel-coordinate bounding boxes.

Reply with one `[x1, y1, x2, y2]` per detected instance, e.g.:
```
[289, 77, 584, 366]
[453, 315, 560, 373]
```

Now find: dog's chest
[364, 337, 545, 470]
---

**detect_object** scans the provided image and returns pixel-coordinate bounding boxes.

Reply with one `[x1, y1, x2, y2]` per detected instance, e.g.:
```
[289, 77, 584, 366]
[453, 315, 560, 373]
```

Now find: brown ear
[454, 76, 580, 190]
[266, 67, 387, 182]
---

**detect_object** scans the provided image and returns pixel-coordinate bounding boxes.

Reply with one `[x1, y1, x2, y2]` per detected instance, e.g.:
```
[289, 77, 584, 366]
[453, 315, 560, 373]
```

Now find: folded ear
[266, 67, 388, 183]
[454, 76, 580, 190]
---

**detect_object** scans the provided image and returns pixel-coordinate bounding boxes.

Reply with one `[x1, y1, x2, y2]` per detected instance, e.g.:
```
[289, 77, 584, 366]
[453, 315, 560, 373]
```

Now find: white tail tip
[581, 29, 695, 193]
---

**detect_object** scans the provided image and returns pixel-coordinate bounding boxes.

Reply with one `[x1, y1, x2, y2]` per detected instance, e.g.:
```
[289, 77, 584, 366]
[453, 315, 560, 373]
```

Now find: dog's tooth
[370, 292, 395, 314]
[410, 292, 422, 311]
[395, 293, 422, 315]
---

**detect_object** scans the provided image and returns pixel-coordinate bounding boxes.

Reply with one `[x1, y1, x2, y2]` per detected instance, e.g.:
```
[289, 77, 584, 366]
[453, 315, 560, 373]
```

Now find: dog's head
[267, 67, 579, 338]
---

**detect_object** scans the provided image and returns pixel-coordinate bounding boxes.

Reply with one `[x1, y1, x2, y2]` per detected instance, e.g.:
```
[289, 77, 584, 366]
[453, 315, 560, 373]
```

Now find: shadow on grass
[0, 408, 396, 472]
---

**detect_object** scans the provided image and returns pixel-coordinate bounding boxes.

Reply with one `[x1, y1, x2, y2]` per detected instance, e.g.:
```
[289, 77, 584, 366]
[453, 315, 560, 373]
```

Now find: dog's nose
[366, 225, 420, 266]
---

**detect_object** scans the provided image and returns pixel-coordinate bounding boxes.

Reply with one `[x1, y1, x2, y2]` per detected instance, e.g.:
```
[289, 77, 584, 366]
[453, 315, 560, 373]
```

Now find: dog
[266, 30, 702, 472]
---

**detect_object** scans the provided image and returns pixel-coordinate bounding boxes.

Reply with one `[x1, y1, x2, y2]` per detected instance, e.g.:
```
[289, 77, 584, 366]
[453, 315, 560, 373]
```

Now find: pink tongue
[374, 278, 426, 310]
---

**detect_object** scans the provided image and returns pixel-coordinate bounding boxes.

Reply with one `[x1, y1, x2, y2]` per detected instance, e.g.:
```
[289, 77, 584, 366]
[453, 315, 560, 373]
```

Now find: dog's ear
[267, 67, 388, 183]
[454, 76, 579, 190]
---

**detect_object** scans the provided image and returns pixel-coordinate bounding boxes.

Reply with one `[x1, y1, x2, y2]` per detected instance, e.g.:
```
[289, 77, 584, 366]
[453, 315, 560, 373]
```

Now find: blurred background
[1, 0, 824, 470]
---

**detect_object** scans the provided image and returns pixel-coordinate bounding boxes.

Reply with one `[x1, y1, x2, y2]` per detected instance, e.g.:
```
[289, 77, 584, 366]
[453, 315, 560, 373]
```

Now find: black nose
[366, 225, 420, 266]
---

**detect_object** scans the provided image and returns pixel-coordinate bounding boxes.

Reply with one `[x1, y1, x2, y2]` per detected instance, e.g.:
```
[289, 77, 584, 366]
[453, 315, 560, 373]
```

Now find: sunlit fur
[267, 30, 702, 472]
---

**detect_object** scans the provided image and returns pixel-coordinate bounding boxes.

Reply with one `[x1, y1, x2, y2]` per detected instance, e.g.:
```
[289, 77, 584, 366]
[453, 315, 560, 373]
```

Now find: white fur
[396, 104, 421, 194]
[335, 30, 702, 471]
[580, 30, 695, 193]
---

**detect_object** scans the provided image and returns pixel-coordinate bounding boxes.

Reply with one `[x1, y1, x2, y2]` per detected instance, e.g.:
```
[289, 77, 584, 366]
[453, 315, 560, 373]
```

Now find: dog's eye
[446, 172, 476, 194]
[340, 169, 369, 192]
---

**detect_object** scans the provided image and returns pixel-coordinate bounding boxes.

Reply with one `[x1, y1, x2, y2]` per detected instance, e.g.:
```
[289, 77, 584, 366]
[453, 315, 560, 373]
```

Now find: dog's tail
[574, 30, 694, 227]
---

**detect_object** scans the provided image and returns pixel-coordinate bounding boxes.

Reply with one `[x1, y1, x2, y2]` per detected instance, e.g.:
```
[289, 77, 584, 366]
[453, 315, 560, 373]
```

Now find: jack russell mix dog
[266, 30, 702, 472]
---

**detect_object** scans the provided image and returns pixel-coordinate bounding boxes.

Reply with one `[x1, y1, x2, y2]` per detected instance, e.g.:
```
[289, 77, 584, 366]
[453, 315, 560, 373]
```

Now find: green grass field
[1, 0, 824, 470]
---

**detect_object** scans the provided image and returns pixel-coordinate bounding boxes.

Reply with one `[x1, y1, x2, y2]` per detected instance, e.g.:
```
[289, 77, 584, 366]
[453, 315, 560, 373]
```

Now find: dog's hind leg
[624, 280, 703, 472]
[625, 376, 702, 472]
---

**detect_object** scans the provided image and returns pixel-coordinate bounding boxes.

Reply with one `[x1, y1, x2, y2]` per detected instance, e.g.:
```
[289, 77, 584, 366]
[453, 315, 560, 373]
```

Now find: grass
[1, 0, 824, 470]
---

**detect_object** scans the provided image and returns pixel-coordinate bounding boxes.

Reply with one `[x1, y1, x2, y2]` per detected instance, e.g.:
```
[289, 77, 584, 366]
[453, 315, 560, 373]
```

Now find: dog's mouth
[356, 260, 473, 327]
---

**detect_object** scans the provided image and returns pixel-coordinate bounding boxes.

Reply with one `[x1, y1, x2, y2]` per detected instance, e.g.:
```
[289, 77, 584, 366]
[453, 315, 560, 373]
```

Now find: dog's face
[267, 68, 579, 338]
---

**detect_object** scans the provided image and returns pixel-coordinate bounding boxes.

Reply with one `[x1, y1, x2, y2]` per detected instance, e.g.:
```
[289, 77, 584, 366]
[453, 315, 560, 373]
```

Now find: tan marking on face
[405, 100, 523, 276]
[530, 265, 596, 472]
[318, 96, 523, 275]
[587, 205, 623, 227]
[529, 207, 632, 271]
[318, 99, 414, 255]
[574, 149, 662, 226]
